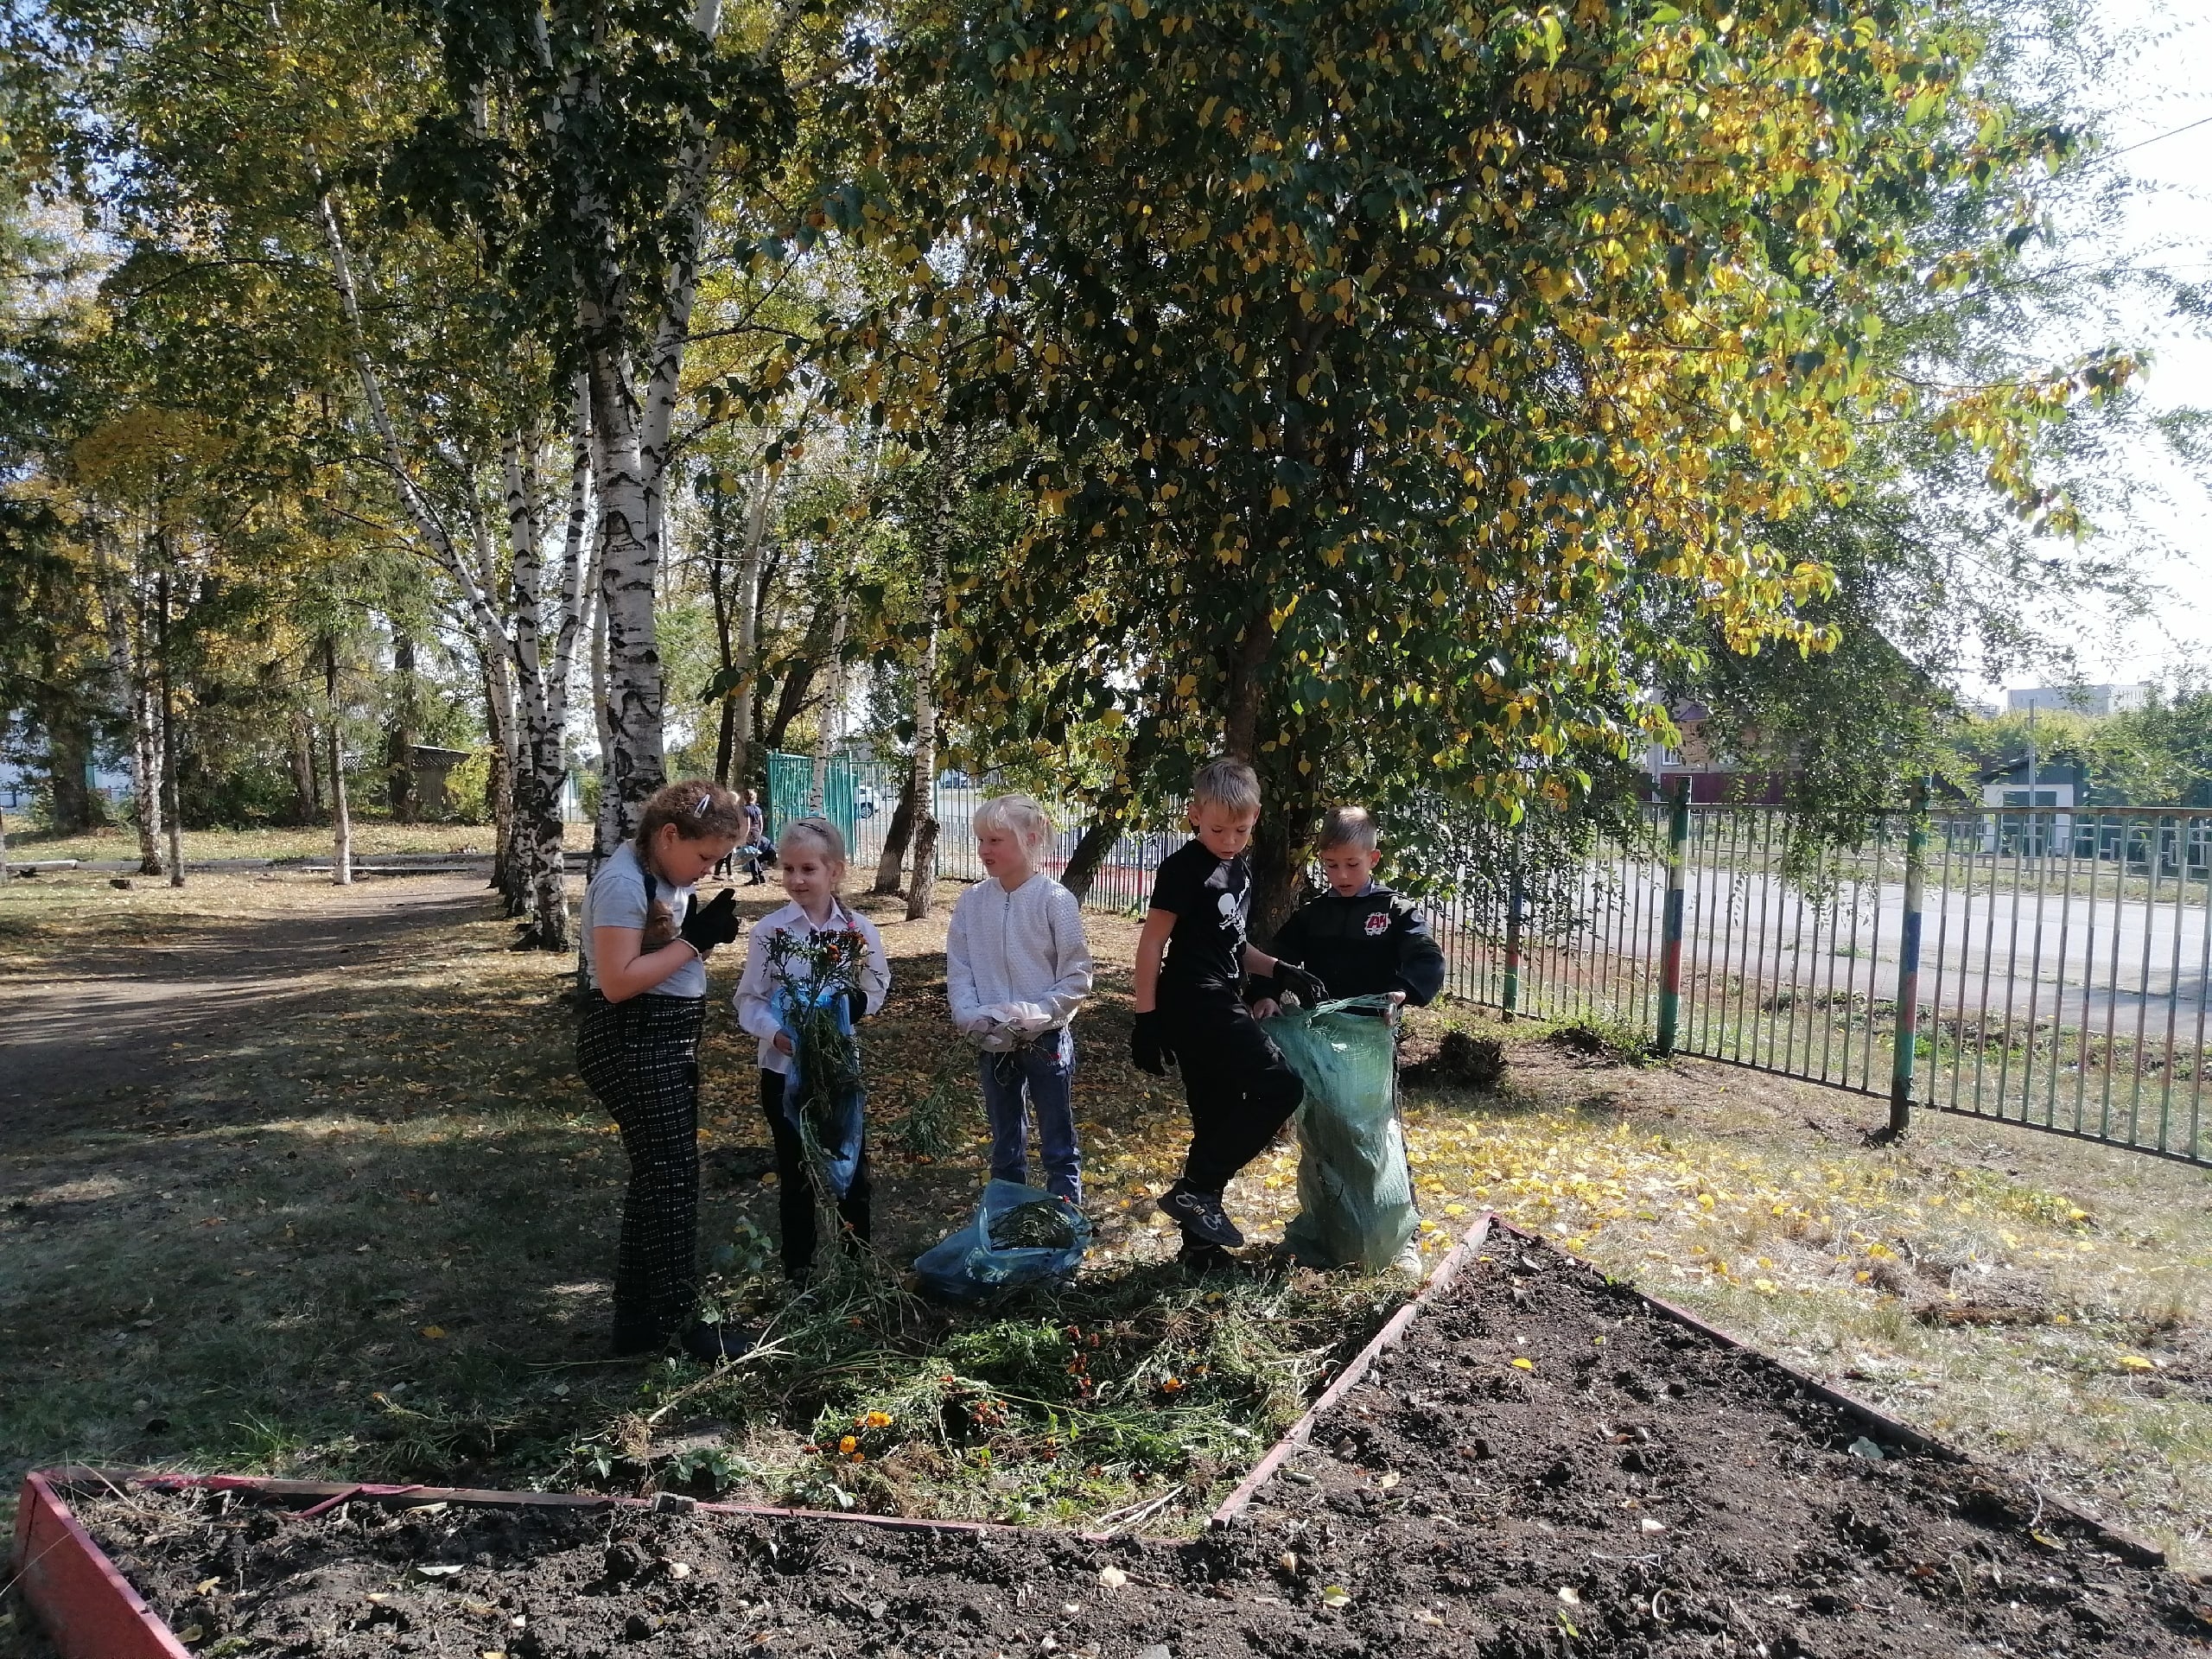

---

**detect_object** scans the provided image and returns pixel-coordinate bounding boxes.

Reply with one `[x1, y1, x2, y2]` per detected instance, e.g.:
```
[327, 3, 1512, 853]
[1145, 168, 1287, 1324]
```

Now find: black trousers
[1163, 984, 1306, 1195]
[758, 1068, 872, 1275]
[577, 992, 707, 1345]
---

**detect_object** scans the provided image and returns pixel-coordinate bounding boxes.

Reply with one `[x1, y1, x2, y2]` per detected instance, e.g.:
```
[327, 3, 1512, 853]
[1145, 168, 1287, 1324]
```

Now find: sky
[2014, 0, 2212, 696]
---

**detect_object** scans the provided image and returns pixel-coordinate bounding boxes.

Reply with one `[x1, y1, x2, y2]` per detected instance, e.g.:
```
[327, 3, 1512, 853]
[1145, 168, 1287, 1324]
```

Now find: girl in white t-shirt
[577, 779, 744, 1358]
[733, 817, 891, 1278]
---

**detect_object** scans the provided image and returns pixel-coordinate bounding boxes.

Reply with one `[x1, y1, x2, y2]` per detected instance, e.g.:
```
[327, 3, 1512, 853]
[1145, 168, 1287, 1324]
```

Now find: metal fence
[764, 755, 2210, 1166]
[1428, 802, 2212, 1166]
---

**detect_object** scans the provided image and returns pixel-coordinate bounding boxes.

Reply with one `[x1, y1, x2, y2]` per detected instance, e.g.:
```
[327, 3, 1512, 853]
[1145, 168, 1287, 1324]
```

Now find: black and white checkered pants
[577, 991, 707, 1346]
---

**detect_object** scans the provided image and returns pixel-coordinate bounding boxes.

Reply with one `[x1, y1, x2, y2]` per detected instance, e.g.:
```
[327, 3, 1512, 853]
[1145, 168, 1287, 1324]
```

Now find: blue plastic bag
[772, 982, 866, 1198]
[1263, 995, 1420, 1271]
[912, 1179, 1092, 1303]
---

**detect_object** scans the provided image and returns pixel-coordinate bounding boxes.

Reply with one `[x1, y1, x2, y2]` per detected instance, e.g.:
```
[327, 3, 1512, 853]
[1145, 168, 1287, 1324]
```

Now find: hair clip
[691, 794, 713, 816]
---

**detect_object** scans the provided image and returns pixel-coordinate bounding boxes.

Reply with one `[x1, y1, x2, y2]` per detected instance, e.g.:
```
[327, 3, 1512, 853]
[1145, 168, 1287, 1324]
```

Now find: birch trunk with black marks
[131, 648, 167, 873]
[591, 575, 616, 857]
[483, 640, 519, 904]
[157, 571, 183, 887]
[730, 461, 772, 794]
[326, 636, 353, 887]
[94, 527, 165, 874]
[582, 353, 664, 848]
[502, 390, 594, 950]
[550, 0, 727, 847]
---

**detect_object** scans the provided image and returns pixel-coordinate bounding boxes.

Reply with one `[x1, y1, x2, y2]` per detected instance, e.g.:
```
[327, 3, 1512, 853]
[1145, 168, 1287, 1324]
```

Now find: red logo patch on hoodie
[1363, 911, 1390, 937]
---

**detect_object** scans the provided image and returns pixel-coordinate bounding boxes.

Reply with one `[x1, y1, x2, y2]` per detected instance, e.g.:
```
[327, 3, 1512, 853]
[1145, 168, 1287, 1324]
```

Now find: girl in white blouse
[732, 817, 891, 1278]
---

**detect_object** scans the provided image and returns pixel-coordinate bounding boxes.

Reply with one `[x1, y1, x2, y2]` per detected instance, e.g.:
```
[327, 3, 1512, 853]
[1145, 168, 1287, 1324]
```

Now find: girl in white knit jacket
[945, 795, 1095, 1204]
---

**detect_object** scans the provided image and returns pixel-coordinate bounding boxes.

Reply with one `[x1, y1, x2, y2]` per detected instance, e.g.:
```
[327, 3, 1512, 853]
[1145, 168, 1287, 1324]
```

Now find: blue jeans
[978, 1026, 1081, 1205]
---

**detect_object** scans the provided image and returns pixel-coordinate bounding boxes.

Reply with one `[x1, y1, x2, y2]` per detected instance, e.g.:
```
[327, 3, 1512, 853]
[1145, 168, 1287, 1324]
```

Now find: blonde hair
[1191, 756, 1261, 816]
[635, 778, 746, 849]
[973, 793, 1052, 851]
[1318, 805, 1379, 853]
[779, 815, 848, 877]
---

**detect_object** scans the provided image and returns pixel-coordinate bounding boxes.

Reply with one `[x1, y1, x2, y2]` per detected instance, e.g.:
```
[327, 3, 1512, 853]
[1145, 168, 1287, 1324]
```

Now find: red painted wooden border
[1209, 1213, 1494, 1527]
[10, 1471, 194, 1659]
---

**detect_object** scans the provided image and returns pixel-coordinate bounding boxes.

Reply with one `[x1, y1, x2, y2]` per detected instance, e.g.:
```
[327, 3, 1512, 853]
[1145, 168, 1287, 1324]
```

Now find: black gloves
[1131, 1010, 1175, 1076]
[679, 888, 741, 955]
[1273, 961, 1327, 1007]
[841, 985, 868, 1026]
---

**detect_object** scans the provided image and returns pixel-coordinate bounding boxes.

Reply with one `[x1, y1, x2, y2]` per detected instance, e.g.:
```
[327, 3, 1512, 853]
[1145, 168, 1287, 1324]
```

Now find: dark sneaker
[680, 1320, 758, 1363]
[613, 1319, 676, 1358]
[1160, 1184, 1243, 1248]
[1176, 1239, 1236, 1276]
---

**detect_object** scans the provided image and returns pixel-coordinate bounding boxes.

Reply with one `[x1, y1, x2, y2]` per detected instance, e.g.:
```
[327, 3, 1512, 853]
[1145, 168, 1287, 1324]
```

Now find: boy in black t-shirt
[1249, 806, 1446, 1017]
[1131, 758, 1326, 1263]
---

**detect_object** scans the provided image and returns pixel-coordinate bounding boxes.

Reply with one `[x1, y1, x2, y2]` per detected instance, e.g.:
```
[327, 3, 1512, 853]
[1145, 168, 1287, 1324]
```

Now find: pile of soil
[70, 1239, 2212, 1656]
[1232, 1240, 2211, 1655]
[1400, 1028, 1507, 1091]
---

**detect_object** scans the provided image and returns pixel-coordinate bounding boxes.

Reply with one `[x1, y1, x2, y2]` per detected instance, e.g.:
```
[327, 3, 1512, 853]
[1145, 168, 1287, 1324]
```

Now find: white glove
[1001, 1001, 1056, 1035]
[963, 1005, 1021, 1051]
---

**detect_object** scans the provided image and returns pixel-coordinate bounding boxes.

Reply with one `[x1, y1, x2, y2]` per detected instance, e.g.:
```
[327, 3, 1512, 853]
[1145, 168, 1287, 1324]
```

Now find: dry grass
[0, 873, 1399, 1559]
[2, 818, 589, 868]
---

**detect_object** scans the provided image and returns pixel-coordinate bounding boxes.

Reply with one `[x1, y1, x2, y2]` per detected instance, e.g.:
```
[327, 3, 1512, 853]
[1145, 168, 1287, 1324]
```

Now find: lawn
[1, 817, 590, 868]
[1, 865, 2205, 1588]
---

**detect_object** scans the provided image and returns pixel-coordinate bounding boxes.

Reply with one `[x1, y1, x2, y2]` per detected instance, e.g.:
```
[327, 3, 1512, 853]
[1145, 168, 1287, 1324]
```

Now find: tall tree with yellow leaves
[835, 0, 2136, 926]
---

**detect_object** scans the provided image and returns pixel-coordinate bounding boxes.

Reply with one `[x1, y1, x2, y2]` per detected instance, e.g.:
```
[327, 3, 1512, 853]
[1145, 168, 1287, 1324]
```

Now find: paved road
[1662, 866, 2210, 1030]
[1440, 860, 2210, 1043]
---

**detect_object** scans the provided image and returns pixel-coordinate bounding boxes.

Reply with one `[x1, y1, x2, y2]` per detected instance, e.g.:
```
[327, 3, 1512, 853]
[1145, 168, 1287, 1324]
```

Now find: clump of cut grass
[1542, 1013, 1655, 1066]
[885, 1062, 964, 1161]
[1401, 1027, 1508, 1091]
[556, 1247, 1404, 1529]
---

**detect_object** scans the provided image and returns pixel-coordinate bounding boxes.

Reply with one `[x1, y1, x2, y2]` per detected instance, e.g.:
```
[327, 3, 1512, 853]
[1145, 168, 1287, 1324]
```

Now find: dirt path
[0, 873, 499, 1148]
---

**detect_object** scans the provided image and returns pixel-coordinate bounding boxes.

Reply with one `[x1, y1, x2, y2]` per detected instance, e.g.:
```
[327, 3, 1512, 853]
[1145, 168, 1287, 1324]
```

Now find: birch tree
[90, 525, 165, 874]
[387, 0, 798, 845]
[501, 385, 597, 949]
[324, 636, 354, 885]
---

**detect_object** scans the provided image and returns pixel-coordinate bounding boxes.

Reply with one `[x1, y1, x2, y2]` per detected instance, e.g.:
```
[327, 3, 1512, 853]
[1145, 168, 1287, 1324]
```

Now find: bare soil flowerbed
[61, 1233, 2212, 1658]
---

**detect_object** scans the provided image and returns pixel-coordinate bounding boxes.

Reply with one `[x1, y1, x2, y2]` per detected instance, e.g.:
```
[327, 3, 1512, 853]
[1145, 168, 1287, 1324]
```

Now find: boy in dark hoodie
[1249, 806, 1446, 1019]
[1251, 804, 1446, 1275]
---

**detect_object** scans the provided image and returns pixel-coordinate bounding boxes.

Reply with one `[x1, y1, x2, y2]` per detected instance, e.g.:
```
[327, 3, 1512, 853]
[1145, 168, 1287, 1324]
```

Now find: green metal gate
[766, 752, 859, 858]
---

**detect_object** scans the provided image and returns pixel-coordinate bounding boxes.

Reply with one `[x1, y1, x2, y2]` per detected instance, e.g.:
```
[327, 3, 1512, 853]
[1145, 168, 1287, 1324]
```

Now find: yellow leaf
[2116, 1355, 2155, 1372]
[1511, 1357, 1535, 1371]
[421, 1325, 447, 1339]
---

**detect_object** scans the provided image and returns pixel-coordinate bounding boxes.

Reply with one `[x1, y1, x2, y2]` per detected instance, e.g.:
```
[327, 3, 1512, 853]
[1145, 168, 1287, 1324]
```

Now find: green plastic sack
[1264, 995, 1420, 1271]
